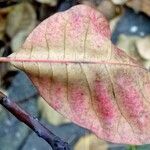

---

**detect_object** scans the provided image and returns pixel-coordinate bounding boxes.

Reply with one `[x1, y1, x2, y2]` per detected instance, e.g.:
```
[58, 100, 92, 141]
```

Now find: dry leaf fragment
[0, 7, 12, 40]
[1, 5, 150, 145]
[74, 134, 108, 150]
[36, 0, 58, 6]
[127, 0, 150, 16]
[6, 2, 36, 39]
[110, 16, 121, 32]
[143, 60, 150, 71]
[136, 36, 150, 60]
[97, 0, 116, 20]
[111, 0, 128, 5]
[116, 34, 142, 62]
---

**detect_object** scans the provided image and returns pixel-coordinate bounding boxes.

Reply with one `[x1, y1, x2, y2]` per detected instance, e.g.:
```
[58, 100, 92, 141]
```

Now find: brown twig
[0, 91, 70, 150]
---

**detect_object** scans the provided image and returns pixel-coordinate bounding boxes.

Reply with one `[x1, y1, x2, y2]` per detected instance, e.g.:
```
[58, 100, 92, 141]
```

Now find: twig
[0, 91, 70, 150]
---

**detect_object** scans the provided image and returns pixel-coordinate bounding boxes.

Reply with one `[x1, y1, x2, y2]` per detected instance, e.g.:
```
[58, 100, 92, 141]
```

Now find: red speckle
[117, 75, 143, 116]
[116, 74, 147, 132]
[94, 79, 116, 126]
[89, 9, 111, 38]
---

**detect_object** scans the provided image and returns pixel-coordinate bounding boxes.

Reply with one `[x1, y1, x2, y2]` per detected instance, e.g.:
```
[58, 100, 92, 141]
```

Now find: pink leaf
[1, 5, 150, 145]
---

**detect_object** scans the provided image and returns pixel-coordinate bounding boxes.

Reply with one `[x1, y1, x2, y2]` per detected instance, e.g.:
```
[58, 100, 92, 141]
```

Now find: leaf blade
[2, 4, 150, 145]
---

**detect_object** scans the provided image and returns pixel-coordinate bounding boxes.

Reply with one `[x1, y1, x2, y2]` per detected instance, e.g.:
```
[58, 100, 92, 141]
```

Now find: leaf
[35, 0, 58, 6]
[143, 60, 150, 71]
[127, 0, 150, 16]
[97, 0, 117, 20]
[0, 7, 12, 40]
[111, 0, 128, 5]
[11, 31, 32, 51]
[7, 2, 36, 51]
[136, 36, 150, 61]
[116, 34, 142, 62]
[6, 2, 36, 40]
[1, 5, 150, 145]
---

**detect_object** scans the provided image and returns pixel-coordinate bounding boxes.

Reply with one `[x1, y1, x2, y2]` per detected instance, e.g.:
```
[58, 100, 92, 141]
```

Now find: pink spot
[116, 74, 148, 131]
[117, 76, 143, 117]
[94, 79, 116, 126]
[70, 87, 85, 113]
[71, 13, 81, 28]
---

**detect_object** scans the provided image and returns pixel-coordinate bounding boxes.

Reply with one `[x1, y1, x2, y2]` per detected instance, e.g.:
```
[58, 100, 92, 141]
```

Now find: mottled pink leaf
[1, 5, 150, 145]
